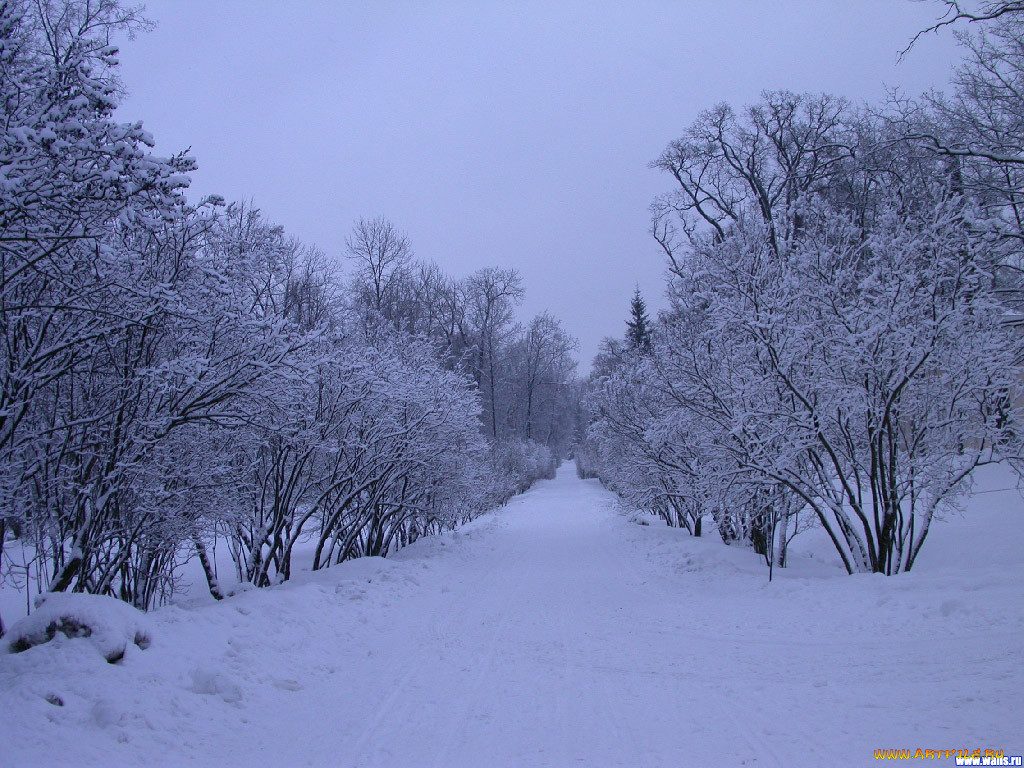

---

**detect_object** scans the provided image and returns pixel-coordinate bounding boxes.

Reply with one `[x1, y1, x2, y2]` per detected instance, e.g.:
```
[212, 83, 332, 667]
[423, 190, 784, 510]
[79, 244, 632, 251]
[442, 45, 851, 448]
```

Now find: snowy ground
[1, 465, 1022, 767]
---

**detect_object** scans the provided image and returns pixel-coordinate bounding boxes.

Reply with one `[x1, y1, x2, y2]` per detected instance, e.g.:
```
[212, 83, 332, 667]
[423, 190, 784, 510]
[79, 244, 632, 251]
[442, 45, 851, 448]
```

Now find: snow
[1, 464, 1022, 766]
[4, 592, 152, 663]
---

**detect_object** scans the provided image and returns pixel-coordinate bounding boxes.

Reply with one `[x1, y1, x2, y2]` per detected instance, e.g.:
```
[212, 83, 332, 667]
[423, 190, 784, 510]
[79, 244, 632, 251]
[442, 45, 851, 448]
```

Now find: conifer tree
[625, 287, 652, 352]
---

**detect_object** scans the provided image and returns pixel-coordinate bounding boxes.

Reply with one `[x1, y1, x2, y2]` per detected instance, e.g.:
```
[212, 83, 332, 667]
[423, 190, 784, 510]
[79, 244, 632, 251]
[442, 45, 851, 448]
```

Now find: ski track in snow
[1, 466, 1022, 767]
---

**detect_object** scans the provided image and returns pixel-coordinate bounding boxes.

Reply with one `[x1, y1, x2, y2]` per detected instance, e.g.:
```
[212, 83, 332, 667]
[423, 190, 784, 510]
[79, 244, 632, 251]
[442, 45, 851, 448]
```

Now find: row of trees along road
[0, 0, 578, 635]
[580, 1, 1024, 576]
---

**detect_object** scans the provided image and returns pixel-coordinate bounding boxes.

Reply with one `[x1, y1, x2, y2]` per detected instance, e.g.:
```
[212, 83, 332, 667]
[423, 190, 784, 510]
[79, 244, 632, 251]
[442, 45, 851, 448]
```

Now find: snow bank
[5, 593, 153, 663]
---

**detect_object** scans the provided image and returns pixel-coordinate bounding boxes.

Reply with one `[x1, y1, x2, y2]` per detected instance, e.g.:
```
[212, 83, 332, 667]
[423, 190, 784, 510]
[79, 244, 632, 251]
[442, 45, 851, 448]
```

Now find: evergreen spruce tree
[625, 287, 652, 352]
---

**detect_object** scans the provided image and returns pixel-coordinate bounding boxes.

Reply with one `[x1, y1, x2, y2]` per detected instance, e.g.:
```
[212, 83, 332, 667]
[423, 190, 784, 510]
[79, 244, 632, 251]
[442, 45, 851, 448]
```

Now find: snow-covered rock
[5, 593, 153, 663]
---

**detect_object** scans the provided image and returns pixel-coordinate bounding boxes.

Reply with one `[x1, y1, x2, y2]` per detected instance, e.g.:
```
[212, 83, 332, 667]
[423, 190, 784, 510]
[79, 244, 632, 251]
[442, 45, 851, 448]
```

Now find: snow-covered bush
[488, 439, 557, 500]
[574, 444, 601, 480]
[226, 329, 492, 582]
[5, 593, 152, 663]
[584, 91, 1024, 575]
[0, 0, 197, 621]
[0, 0, 580, 629]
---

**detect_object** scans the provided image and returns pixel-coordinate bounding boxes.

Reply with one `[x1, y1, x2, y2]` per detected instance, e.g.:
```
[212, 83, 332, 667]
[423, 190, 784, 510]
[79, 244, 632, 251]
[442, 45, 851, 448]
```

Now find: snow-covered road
[325, 466, 704, 768]
[2, 465, 1022, 767]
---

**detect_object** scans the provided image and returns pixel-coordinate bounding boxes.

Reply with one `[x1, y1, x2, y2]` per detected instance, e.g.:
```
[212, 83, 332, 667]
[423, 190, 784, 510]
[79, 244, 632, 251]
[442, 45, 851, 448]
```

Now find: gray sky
[117, 1, 962, 369]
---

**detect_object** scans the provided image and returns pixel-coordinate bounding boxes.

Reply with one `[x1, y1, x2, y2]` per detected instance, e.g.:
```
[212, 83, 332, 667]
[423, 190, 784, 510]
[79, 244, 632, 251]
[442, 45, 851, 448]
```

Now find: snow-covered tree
[0, 0, 195, 624]
[0, 0, 580, 629]
[625, 288, 652, 353]
[585, 95, 1023, 576]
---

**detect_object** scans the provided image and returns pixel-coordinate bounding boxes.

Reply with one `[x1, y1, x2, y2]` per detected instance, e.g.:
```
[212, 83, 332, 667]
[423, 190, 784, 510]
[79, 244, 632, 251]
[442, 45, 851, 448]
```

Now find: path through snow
[2, 466, 1021, 766]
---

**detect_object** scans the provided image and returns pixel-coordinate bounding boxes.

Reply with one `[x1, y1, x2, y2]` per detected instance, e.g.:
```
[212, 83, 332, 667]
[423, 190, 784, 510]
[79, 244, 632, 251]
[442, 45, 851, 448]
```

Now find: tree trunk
[488, 341, 498, 438]
[525, 383, 533, 440]
[49, 549, 83, 593]
[774, 509, 789, 568]
[194, 537, 224, 600]
[0, 521, 5, 636]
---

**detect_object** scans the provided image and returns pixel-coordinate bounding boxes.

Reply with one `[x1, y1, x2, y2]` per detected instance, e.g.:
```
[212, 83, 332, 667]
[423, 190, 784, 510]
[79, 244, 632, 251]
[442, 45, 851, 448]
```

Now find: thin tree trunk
[526, 381, 533, 440]
[775, 508, 789, 568]
[49, 549, 83, 593]
[194, 537, 224, 600]
[488, 340, 498, 438]
[0, 520, 5, 636]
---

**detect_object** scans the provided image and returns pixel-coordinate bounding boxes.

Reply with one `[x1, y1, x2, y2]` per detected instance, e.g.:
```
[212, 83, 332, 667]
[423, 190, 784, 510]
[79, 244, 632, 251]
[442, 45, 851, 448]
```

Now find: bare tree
[900, 4, 1024, 328]
[650, 91, 852, 258]
[515, 312, 577, 442]
[461, 267, 524, 438]
[344, 216, 413, 316]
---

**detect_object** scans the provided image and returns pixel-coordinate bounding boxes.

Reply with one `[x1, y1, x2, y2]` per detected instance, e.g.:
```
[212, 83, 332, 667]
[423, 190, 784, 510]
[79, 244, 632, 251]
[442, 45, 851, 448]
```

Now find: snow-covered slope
[1, 465, 1021, 767]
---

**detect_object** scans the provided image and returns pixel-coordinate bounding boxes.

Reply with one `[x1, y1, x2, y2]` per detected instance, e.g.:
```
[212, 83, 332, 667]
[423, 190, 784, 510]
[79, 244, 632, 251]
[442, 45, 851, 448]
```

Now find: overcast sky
[117, 1, 963, 369]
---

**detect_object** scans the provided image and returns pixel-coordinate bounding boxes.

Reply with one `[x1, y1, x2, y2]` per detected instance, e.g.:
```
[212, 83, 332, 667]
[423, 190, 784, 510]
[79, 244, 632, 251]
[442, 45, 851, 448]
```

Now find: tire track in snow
[426, 608, 513, 768]
[424, 523, 525, 768]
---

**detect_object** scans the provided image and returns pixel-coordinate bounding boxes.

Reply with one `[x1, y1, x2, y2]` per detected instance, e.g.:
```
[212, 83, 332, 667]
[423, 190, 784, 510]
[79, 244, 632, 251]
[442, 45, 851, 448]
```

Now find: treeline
[581, 3, 1024, 575]
[0, 0, 576, 631]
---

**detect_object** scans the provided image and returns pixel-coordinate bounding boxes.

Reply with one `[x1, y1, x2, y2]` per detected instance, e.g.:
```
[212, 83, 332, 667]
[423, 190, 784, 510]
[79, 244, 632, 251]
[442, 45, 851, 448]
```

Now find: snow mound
[627, 509, 665, 527]
[188, 668, 243, 703]
[5, 593, 153, 663]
